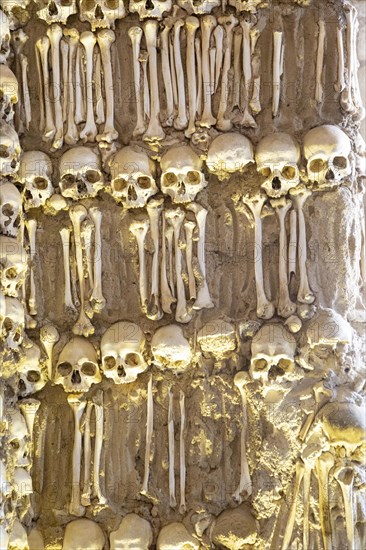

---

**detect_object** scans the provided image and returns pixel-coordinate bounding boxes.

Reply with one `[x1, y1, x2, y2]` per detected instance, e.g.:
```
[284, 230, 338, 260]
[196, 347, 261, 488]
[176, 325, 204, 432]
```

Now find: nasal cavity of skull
[145, 0, 155, 10]
[95, 5, 104, 19]
[48, 1, 59, 16]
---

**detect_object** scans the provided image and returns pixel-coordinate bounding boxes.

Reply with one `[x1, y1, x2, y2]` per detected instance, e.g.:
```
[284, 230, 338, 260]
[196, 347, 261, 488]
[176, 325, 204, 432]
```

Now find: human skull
[8, 408, 29, 467]
[110, 514, 153, 550]
[210, 504, 258, 549]
[0, 0, 31, 29]
[109, 146, 157, 209]
[18, 341, 47, 396]
[63, 519, 105, 550]
[0, 459, 11, 518]
[151, 325, 193, 374]
[160, 145, 207, 204]
[0, 9, 11, 64]
[0, 183, 21, 237]
[318, 401, 366, 455]
[54, 337, 101, 393]
[250, 323, 297, 384]
[197, 320, 237, 360]
[100, 321, 148, 384]
[3, 296, 24, 349]
[178, 0, 220, 14]
[79, 0, 126, 30]
[306, 308, 353, 350]
[17, 151, 54, 210]
[206, 133, 254, 182]
[0, 121, 21, 176]
[157, 523, 199, 550]
[228, 0, 264, 12]
[304, 124, 353, 188]
[7, 520, 29, 550]
[0, 65, 18, 124]
[36, 0, 77, 25]
[129, 0, 172, 19]
[0, 236, 27, 297]
[255, 133, 301, 198]
[59, 147, 104, 200]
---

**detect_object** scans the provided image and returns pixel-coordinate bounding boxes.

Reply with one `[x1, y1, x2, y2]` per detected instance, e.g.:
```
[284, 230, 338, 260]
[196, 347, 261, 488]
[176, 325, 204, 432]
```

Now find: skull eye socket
[57, 362, 73, 376]
[105, 0, 119, 8]
[62, 173, 76, 188]
[81, 362, 97, 376]
[27, 370, 41, 383]
[260, 167, 272, 178]
[309, 158, 326, 173]
[5, 267, 18, 279]
[4, 317, 13, 331]
[137, 176, 151, 189]
[124, 352, 142, 367]
[163, 172, 178, 186]
[61, 0, 73, 5]
[0, 145, 10, 159]
[277, 358, 293, 374]
[33, 177, 48, 190]
[281, 165, 297, 180]
[333, 156, 347, 169]
[113, 178, 128, 192]
[84, 0, 96, 9]
[186, 170, 201, 185]
[103, 356, 116, 369]
[253, 358, 268, 371]
[85, 170, 100, 184]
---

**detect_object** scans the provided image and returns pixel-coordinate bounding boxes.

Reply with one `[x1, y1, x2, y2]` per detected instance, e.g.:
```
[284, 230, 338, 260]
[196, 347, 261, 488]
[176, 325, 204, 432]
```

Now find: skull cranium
[18, 341, 47, 396]
[157, 522, 199, 550]
[17, 150, 54, 210]
[228, 0, 264, 13]
[0, 235, 28, 297]
[110, 514, 153, 549]
[178, 0, 220, 14]
[129, 0, 172, 20]
[206, 133, 254, 182]
[0, 65, 18, 124]
[79, 0, 126, 30]
[0, 183, 21, 237]
[63, 519, 105, 550]
[151, 325, 193, 374]
[160, 145, 207, 204]
[59, 147, 104, 201]
[8, 407, 30, 467]
[0, 9, 11, 64]
[36, 0, 77, 25]
[3, 296, 25, 349]
[54, 337, 101, 393]
[0, 121, 21, 176]
[100, 321, 149, 384]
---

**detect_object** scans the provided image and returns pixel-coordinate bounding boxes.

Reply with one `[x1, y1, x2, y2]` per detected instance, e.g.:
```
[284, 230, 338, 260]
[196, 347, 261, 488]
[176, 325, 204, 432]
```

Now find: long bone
[289, 187, 315, 304]
[60, 38, 68, 123]
[281, 460, 305, 550]
[187, 203, 214, 311]
[199, 15, 217, 127]
[173, 19, 188, 130]
[302, 457, 315, 550]
[239, 19, 256, 127]
[69, 205, 94, 337]
[195, 37, 202, 117]
[64, 28, 79, 145]
[68, 395, 87, 517]
[166, 209, 192, 324]
[25, 219, 38, 317]
[35, 40, 45, 132]
[160, 22, 174, 127]
[89, 207, 106, 314]
[185, 16, 200, 137]
[232, 27, 242, 109]
[271, 198, 296, 318]
[20, 54, 31, 129]
[216, 15, 238, 131]
[169, 39, 178, 111]
[144, 20, 165, 142]
[272, 31, 284, 118]
[97, 30, 118, 142]
[210, 47, 216, 96]
[139, 51, 150, 120]
[214, 25, 224, 92]
[242, 194, 275, 319]
[160, 215, 176, 314]
[334, 462, 355, 550]
[128, 27, 146, 136]
[36, 37, 56, 142]
[130, 219, 150, 312]
[341, 7, 357, 114]
[12, 31, 27, 134]
[233, 372, 252, 502]
[60, 228, 76, 311]
[315, 20, 325, 103]
[141, 375, 153, 495]
[40, 324, 60, 380]
[81, 401, 93, 506]
[348, 8, 364, 116]
[79, 32, 98, 143]
[82, 219, 94, 293]
[165, 222, 175, 298]
[316, 452, 334, 550]
[74, 43, 86, 125]
[19, 399, 40, 454]
[47, 24, 64, 150]
[184, 221, 197, 300]
[92, 390, 107, 504]
[179, 390, 186, 514]
[288, 210, 297, 279]
[94, 50, 105, 125]
[335, 26, 346, 93]
[168, 390, 176, 508]
[146, 199, 164, 321]
[250, 56, 262, 114]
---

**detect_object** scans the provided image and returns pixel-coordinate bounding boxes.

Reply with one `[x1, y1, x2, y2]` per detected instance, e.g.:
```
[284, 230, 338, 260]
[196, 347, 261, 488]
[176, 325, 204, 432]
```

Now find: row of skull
[3, 308, 353, 396]
[0, 124, 354, 217]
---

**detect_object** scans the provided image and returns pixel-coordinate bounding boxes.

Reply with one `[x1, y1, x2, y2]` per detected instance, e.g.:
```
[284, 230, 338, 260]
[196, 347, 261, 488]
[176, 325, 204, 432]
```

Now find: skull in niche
[110, 514, 153, 550]
[157, 522, 200, 550]
[197, 319, 237, 361]
[0, 121, 21, 177]
[0, 236, 27, 297]
[109, 146, 157, 209]
[250, 323, 297, 385]
[59, 147, 104, 201]
[177, 0, 220, 14]
[8, 408, 29, 467]
[0, 9, 11, 65]
[0, 65, 18, 124]
[18, 341, 47, 396]
[160, 145, 207, 204]
[228, 0, 264, 13]
[79, 0, 126, 30]
[3, 296, 25, 349]
[255, 133, 301, 198]
[54, 336, 101, 393]
[303, 125, 353, 188]
[129, 0, 172, 20]
[0, 183, 21, 237]
[206, 133, 254, 182]
[100, 321, 148, 384]
[17, 151, 54, 210]
[36, 0, 77, 25]
[63, 519, 105, 550]
[151, 325, 193, 374]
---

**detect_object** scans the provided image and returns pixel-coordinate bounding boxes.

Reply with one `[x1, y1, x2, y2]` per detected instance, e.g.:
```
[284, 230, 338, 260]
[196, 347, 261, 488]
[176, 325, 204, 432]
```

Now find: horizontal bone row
[35, 25, 118, 151]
